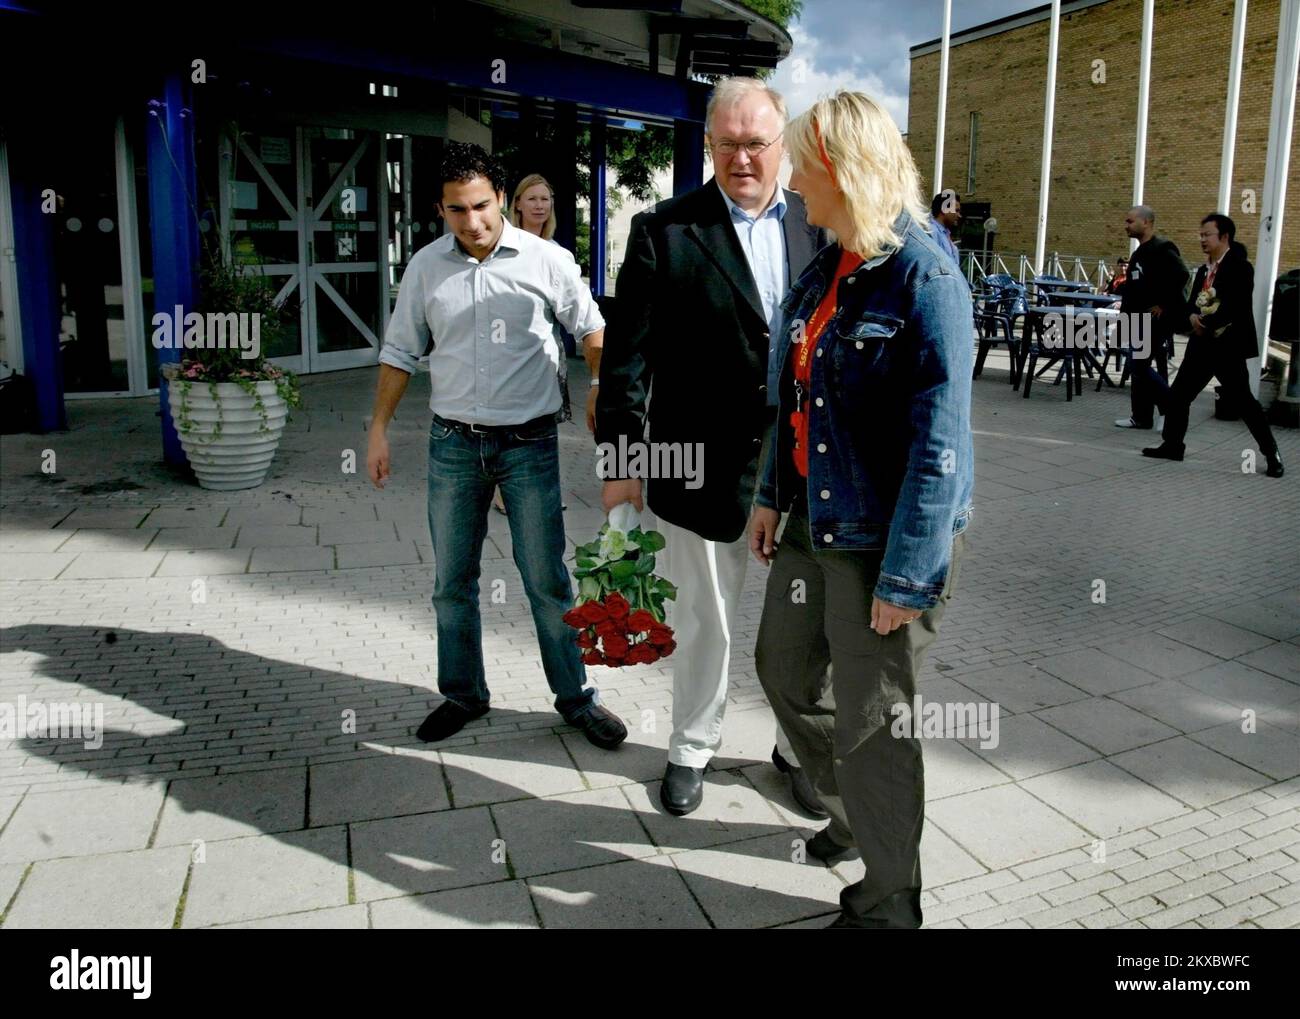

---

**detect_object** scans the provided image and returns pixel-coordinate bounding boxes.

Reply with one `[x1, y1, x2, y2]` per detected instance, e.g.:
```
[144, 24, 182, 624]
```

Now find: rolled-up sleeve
[550, 258, 604, 340]
[379, 260, 430, 375]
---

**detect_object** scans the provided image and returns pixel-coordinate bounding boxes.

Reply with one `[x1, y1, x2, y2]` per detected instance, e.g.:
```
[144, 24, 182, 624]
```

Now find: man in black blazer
[1144, 214, 1283, 477]
[596, 78, 826, 816]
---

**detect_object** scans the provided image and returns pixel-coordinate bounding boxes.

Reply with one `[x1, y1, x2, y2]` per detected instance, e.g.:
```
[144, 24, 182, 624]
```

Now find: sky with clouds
[767, 0, 1044, 131]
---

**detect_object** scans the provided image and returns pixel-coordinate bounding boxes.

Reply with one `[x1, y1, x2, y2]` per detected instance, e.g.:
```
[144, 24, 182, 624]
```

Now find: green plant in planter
[164, 259, 303, 438]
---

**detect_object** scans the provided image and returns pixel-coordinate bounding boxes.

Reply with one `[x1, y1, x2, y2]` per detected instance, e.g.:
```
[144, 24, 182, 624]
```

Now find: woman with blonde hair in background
[749, 91, 974, 928]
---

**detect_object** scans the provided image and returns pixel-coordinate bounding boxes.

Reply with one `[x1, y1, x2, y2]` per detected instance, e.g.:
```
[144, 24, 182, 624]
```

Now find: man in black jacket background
[1115, 206, 1187, 430]
[596, 77, 826, 816]
[1143, 214, 1283, 477]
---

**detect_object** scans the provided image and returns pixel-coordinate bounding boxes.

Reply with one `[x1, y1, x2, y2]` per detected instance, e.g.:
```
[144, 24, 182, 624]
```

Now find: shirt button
[815, 397, 824, 407]
[820, 489, 830, 500]
[817, 443, 827, 453]
[823, 533, 834, 543]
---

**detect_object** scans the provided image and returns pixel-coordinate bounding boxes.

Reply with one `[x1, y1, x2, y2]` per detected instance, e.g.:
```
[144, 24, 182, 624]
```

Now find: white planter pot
[166, 379, 289, 491]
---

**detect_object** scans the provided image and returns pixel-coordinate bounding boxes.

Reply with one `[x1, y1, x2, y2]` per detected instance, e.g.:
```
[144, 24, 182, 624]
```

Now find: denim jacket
[756, 209, 975, 610]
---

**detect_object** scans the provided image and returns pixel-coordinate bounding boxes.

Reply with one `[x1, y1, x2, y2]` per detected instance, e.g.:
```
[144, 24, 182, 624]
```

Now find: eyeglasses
[710, 138, 778, 157]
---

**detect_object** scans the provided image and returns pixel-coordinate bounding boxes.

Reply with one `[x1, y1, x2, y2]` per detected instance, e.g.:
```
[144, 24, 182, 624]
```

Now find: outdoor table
[1020, 305, 1122, 395]
[1030, 278, 1095, 292]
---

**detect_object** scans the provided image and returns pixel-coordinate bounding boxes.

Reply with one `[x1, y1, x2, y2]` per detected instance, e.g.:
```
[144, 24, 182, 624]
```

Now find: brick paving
[0, 347, 1296, 928]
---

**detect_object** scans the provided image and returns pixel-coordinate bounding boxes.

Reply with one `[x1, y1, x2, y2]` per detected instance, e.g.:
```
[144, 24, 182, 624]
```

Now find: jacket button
[815, 348, 823, 357]
[846, 276, 855, 283]
[758, 385, 767, 393]
[855, 340, 864, 349]
[823, 533, 834, 543]
[820, 489, 830, 499]
[817, 443, 827, 453]
[814, 397, 824, 407]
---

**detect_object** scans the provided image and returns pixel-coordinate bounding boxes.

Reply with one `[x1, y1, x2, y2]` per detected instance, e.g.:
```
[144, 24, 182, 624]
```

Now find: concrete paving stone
[490, 785, 659, 878]
[1234, 642, 1300, 685]
[1254, 901, 1300, 928]
[1032, 648, 1164, 696]
[234, 524, 318, 548]
[916, 822, 989, 889]
[621, 770, 788, 854]
[150, 527, 238, 551]
[1020, 759, 1188, 836]
[561, 725, 672, 792]
[0, 553, 75, 579]
[309, 754, 449, 827]
[1179, 660, 1300, 713]
[141, 507, 228, 529]
[3, 845, 190, 928]
[925, 784, 1090, 871]
[154, 549, 252, 577]
[924, 738, 1012, 800]
[1109, 679, 1244, 734]
[0, 783, 165, 863]
[957, 663, 1093, 714]
[335, 541, 421, 569]
[369, 879, 537, 929]
[0, 531, 73, 552]
[56, 507, 151, 529]
[528, 855, 710, 929]
[57, 529, 160, 553]
[153, 768, 307, 845]
[247, 546, 334, 573]
[181, 826, 348, 927]
[1187, 720, 1300, 783]
[439, 734, 589, 808]
[60, 552, 166, 579]
[1102, 634, 1222, 681]
[962, 712, 1101, 781]
[1156, 617, 1278, 661]
[221, 506, 302, 527]
[349, 805, 504, 901]
[317, 521, 398, 546]
[212, 904, 369, 929]
[0, 861, 28, 911]
[1032, 697, 1180, 756]
[1113, 735, 1279, 811]
[669, 832, 848, 928]
[1203, 599, 1300, 643]
[1, 508, 73, 530]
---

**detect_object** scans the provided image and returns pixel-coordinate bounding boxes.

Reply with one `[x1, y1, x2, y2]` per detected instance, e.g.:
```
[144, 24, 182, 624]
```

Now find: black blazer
[597, 182, 825, 542]
[1177, 242, 1259, 362]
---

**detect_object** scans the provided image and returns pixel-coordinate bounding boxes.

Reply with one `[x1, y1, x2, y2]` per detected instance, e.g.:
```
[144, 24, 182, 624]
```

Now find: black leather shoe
[806, 828, 858, 866]
[660, 762, 705, 815]
[417, 701, 489, 742]
[771, 746, 829, 819]
[1142, 443, 1184, 461]
[826, 889, 923, 928]
[565, 704, 627, 750]
[1265, 451, 1285, 478]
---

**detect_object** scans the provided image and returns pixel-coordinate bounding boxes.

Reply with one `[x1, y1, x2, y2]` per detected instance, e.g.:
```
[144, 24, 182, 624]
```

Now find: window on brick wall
[967, 112, 980, 195]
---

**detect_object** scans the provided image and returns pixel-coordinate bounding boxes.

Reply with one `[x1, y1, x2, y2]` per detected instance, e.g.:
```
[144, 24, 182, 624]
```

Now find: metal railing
[962, 250, 1118, 290]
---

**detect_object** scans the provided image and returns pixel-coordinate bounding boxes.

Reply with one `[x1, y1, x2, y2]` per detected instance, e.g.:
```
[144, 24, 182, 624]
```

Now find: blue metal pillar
[589, 115, 607, 298]
[9, 140, 66, 432]
[145, 72, 200, 467]
[553, 101, 578, 255]
[673, 119, 704, 196]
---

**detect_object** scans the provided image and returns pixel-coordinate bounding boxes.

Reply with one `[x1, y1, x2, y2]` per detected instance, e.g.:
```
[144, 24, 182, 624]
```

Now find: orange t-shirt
[791, 249, 861, 477]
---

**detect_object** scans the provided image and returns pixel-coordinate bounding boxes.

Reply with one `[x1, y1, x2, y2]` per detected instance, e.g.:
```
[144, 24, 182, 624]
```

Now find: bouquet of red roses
[562, 507, 677, 667]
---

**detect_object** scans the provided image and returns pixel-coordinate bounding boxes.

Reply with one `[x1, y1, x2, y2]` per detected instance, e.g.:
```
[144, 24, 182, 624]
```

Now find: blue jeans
[425, 414, 594, 719]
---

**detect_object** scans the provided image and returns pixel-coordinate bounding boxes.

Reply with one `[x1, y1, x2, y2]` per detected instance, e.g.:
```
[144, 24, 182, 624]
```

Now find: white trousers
[659, 516, 799, 768]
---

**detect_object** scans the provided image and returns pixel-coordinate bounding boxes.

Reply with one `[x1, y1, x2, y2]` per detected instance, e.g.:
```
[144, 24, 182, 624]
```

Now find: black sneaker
[1142, 444, 1184, 461]
[566, 703, 627, 750]
[416, 701, 489, 742]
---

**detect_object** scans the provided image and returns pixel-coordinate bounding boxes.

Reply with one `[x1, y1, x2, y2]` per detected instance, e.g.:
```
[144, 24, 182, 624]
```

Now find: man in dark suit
[1114, 205, 1187, 431]
[596, 77, 826, 816]
[1143, 214, 1283, 477]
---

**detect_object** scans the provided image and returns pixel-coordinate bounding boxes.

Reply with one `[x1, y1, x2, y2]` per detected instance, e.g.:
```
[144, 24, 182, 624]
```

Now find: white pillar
[1218, 0, 1249, 214]
[1250, 0, 1300, 393]
[933, 0, 952, 195]
[1131, 0, 1154, 253]
[1034, 0, 1061, 275]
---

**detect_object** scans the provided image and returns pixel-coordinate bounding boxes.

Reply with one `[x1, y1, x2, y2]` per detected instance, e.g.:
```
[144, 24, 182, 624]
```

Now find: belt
[433, 412, 557, 436]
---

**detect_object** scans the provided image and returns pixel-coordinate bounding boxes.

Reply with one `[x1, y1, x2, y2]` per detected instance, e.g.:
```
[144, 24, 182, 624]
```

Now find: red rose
[647, 623, 675, 648]
[575, 630, 596, 649]
[577, 601, 608, 625]
[581, 649, 605, 666]
[625, 643, 659, 665]
[602, 634, 630, 659]
[627, 609, 657, 632]
[604, 592, 630, 621]
[658, 639, 676, 657]
[562, 608, 586, 629]
[594, 619, 621, 641]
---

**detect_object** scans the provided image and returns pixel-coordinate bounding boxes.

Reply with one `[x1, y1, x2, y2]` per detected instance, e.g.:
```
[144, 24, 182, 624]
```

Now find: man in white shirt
[367, 143, 627, 750]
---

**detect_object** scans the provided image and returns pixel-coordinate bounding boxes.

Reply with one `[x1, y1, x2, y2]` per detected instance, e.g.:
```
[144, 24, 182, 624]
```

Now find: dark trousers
[1161, 342, 1277, 456]
[1129, 339, 1169, 425]
[755, 496, 965, 928]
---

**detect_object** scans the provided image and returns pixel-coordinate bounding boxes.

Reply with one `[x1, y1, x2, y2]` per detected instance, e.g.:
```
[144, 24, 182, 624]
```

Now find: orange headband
[813, 118, 837, 188]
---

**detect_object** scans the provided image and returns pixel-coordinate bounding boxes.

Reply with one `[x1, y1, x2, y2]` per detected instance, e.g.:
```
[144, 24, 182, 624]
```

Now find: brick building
[908, 0, 1299, 276]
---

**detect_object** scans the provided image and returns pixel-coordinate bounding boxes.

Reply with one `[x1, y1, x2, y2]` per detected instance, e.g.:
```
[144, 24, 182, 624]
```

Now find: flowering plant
[562, 514, 677, 668]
